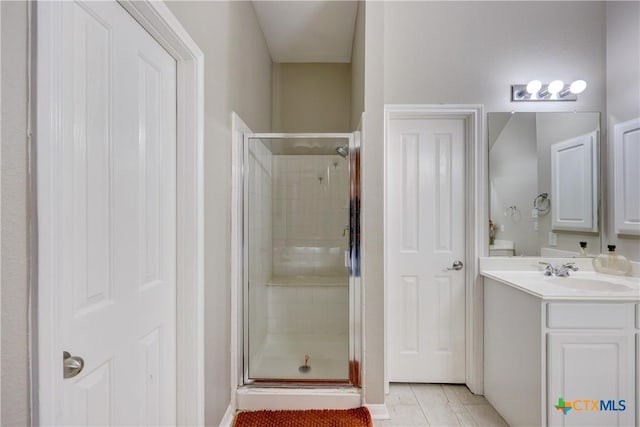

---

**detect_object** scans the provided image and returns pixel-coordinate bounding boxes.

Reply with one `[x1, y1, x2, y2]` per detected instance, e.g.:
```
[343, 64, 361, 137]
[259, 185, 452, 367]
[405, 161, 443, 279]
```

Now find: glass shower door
[243, 134, 355, 383]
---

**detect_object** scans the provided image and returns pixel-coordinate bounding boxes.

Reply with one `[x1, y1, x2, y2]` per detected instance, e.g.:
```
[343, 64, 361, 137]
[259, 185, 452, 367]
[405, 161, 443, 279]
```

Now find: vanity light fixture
[515, 80, 542, 99]
[536, 80, 564, 99]
[526, 80, 542, 95]
[548, 80, 565, 95]
[559, 79, 587, 97]
[511, 79, 587, 102]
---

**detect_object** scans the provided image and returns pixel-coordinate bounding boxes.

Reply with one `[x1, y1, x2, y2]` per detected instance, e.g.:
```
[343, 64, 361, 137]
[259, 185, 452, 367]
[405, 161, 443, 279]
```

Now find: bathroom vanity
[480, 258, 640, 427]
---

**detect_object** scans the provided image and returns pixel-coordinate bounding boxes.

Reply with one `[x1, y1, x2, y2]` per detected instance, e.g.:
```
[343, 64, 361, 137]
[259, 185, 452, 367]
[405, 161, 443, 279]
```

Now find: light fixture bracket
[511, 84, 578, 102]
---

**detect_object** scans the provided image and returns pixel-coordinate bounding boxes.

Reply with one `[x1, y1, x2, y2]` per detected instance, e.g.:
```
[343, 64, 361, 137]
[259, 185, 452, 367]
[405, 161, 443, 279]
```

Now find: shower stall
[242, 132, 361, 385]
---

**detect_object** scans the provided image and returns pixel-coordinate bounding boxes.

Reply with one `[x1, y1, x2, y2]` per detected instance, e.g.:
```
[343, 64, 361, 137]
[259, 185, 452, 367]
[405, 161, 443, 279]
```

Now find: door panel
[547, 333, 635, 426]
[50, 1, 177, 424]
[74, 362, 112, 426]
[69, 0, 113, 317]
[387, 118, 466, 382]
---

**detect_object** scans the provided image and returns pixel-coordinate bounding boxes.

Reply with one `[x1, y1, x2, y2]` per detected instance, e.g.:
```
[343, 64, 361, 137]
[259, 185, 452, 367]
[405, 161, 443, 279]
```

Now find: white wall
[605, 1, 640, 261]
[350, 0, 365, 131]
[362, 0, 385, 406]
[164, 2, 272, 424]
[0, 2, 30, 425]
[384, 1, 606, 114]
[272, 63, 351, 133]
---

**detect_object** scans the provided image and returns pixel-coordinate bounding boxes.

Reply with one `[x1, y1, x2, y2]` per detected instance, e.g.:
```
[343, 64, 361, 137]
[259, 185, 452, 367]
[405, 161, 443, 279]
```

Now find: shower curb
[236, 387, 362, 411]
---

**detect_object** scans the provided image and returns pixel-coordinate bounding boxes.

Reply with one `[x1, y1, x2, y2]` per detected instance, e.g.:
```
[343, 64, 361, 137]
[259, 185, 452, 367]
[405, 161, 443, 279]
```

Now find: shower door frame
[241, 132, 362, 387]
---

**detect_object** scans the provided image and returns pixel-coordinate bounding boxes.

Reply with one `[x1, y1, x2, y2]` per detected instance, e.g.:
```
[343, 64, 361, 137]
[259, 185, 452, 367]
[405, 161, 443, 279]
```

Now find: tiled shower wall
[248, 140, 272, 355]
[268, 154, 350, 336]
[267, 286, 349, 335]
[271, 155, 349, 276]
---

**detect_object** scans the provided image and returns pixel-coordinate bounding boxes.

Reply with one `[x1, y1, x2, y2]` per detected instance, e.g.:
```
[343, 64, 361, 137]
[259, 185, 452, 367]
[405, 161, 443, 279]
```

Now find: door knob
[63, 351, 84, 379]
[447, 260, 464, 271]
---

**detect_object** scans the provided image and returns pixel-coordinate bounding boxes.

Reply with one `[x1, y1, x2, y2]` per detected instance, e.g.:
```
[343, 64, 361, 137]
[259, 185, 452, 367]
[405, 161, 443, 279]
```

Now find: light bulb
[526, 80, 542, 94]
[548, 80, 564, 95]
[569, 79, 587, 94]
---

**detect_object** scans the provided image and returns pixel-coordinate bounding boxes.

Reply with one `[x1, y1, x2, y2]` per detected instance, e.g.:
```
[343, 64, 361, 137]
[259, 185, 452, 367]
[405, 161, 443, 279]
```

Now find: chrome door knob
[63, 351, 84, 379]
[447, 260, 464, 271]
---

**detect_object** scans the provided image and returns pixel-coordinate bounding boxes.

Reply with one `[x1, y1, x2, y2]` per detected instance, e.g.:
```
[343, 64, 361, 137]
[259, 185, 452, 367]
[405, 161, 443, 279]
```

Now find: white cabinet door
[550, 131, 598, 232]
[548, 333, 635, 426]
[614, 118, 640, 235]
[386, 118, 466, 382]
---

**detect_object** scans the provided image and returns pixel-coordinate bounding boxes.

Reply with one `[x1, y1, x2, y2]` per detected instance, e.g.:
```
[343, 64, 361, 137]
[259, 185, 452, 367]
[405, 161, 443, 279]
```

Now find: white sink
[549, 277, 633, 292]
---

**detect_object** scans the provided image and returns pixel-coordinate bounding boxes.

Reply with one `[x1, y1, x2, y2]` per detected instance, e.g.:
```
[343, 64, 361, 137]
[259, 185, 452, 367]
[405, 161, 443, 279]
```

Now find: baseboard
[219, 402, 236, 427]
[365, 403, 390, 420]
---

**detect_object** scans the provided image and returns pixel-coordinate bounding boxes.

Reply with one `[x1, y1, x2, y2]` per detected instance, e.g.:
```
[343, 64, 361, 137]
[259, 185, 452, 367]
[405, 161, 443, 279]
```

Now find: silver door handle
[447, 260, 464, 271]
[63, 351, 84, 379]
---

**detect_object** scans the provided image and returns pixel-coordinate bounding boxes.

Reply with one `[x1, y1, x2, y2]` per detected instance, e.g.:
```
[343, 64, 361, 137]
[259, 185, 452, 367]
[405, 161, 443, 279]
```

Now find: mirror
[488, 112, 600, 257]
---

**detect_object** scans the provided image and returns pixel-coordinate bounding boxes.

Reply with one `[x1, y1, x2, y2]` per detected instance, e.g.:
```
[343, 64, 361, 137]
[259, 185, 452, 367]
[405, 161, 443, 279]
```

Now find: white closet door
[386, 118, 466, 382]
[38, 1, 177, 424]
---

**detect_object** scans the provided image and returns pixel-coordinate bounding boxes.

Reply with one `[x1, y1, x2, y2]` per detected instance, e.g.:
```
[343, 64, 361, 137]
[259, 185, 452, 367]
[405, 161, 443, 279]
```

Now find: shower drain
[298, 354, 311, 373]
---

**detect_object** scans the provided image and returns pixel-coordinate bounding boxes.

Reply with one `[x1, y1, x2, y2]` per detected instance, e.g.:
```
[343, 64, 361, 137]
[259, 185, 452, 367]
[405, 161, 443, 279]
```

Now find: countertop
[481, 269, 640, 301]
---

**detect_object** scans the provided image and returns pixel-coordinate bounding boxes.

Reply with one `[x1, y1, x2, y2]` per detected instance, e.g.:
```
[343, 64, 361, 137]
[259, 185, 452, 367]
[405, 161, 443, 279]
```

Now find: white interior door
[39, 1, 177, 424]
[386, 118, 466, 383]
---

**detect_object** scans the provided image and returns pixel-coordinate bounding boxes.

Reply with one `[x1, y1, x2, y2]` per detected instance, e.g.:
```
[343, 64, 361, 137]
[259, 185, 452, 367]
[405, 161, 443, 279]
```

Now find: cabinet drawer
[547, 303, 631, 329]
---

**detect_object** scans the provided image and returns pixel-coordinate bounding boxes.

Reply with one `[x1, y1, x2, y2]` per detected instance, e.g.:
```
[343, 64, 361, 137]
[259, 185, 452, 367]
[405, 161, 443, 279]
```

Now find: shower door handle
[447, 260, 464, 271]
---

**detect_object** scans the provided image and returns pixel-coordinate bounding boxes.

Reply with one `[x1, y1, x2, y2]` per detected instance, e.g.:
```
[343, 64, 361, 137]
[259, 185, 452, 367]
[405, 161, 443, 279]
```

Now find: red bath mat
[233, 407, 373, 427]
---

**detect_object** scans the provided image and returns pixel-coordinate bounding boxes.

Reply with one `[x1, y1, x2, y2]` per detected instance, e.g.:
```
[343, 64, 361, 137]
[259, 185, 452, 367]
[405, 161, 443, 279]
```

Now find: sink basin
[549, 277, 633, 292]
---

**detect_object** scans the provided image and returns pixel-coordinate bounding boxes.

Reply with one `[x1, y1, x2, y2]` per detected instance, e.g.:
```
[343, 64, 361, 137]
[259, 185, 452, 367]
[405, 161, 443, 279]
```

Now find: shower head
[335, 145, 349, 158]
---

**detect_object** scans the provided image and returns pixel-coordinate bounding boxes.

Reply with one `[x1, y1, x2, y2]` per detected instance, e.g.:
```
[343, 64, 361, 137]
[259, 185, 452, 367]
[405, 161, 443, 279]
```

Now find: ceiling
[252, 1, 358, 63]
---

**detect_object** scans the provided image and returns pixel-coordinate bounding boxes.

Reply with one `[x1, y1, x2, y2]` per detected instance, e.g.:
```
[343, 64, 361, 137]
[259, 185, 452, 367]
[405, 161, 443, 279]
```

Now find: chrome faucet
[539, 262, 555, 276]
[539, 261, 579, 277]
[555, 262, 579, 277]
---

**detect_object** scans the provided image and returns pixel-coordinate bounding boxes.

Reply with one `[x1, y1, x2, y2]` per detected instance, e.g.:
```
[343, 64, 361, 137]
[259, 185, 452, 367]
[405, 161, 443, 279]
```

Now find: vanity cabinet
[484, 278, 637, 426]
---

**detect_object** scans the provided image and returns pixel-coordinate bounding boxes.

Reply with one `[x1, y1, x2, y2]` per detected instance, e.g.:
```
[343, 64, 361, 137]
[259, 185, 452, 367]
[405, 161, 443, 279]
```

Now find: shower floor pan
[250, 333, 349, 381]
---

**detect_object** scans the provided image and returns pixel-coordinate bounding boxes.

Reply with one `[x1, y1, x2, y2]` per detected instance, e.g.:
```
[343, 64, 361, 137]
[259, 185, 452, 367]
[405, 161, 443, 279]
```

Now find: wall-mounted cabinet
[551, 131, 599, 232]
[614, 118, 640, 236]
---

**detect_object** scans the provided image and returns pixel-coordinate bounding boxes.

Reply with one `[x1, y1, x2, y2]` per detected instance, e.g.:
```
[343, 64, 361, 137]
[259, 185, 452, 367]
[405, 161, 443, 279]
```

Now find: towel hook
[504, 205, 521, 222]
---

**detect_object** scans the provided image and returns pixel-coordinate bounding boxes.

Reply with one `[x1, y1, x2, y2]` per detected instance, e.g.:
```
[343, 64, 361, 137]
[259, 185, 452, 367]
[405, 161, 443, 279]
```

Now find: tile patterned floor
[375, 383, 509, 427]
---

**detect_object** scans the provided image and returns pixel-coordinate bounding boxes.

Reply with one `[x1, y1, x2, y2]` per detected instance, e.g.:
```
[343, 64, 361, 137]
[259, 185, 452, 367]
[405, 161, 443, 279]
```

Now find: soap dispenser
[593, 245, 631, 275]
[579, 241, 588, 256]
